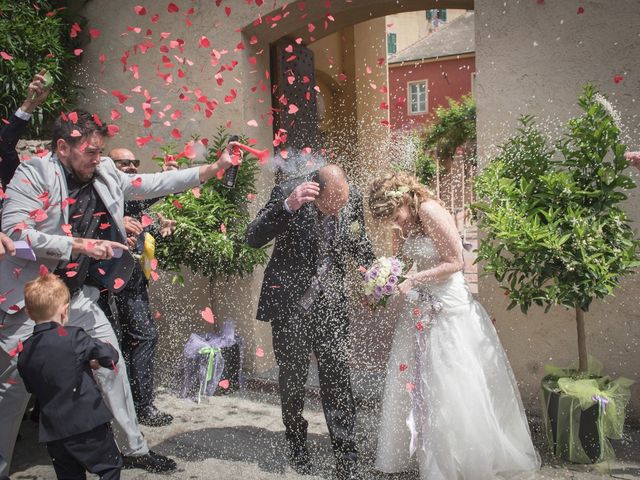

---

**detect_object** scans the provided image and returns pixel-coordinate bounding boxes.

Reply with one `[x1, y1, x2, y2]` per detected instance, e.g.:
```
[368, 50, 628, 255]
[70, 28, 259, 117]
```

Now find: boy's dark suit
[246, 176, 374, 478]
[17, 322, 123, 479]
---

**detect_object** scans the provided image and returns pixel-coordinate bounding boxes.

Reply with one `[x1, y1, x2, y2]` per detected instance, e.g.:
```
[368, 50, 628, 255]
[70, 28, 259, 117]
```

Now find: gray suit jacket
[0, 153, 201, 314]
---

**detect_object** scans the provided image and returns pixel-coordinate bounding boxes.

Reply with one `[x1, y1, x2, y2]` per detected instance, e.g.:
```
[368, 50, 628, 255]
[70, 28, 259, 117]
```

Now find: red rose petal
[141, 214, 153, 228]
[201, 307, 215, 324]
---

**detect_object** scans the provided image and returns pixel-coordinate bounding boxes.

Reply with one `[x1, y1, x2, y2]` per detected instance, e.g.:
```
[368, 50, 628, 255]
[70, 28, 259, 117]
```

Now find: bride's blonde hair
[369, 171, 435, 221]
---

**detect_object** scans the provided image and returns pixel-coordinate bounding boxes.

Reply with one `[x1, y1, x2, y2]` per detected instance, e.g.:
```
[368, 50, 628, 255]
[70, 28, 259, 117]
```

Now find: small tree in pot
[473, 84, 637, 463]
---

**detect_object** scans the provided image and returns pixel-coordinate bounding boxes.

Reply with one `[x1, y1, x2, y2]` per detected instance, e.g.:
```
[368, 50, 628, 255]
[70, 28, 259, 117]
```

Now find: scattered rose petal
[167, 2, 179, 13]
[141, 214, 153, 228]
[131, 177, 142, 188]
[201, 307, 215, 324]
[399, 363, 408, 372]
[8, 341, 23, 358]
[256, 347, 265, 358]
[614, 74, 624, 84]
[114, 278, 125, 290]
[218, 379, 230, 389]
[0, 51, 14, 61]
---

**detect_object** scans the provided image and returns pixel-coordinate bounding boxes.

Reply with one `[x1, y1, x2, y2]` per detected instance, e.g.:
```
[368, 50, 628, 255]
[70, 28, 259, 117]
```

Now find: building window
[426, 9, 447, 22]
[387, 32, 397, 55]
[408, 80, 428, 114]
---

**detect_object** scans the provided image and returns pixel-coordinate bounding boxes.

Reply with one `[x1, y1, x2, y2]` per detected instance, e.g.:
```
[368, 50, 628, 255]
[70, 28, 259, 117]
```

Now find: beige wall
[386, 9, 469, 54]
[475, 0, 640, 418]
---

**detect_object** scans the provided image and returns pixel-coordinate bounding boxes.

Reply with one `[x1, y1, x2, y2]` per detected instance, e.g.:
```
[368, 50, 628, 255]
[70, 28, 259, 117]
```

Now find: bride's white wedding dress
[375, 234, 540, 480]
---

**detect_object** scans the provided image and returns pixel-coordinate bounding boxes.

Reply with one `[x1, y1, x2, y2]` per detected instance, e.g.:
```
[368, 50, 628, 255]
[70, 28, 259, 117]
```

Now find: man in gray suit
[0, 110, 237, 475]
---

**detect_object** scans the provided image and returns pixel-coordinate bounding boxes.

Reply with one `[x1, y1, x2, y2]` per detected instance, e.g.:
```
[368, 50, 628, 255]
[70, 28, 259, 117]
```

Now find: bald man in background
[246, 165, 375, 480]
[99, 148, 177, 427]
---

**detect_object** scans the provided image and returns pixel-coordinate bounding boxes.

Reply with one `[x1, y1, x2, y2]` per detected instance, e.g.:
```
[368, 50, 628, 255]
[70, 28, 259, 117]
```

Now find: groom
[246, 164, 374, 480]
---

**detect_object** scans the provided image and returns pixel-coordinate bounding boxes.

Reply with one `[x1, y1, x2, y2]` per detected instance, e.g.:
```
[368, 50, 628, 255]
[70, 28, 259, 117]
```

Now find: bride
[368, 172, 540, 480]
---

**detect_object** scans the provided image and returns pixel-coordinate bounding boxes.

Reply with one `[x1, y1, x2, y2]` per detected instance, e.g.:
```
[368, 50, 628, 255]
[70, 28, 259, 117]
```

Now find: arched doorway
[241, 0, 475, 397]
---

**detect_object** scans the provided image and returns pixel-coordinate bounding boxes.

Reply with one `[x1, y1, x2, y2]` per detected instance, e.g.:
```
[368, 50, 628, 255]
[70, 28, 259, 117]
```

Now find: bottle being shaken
[222, 135, 240, 188]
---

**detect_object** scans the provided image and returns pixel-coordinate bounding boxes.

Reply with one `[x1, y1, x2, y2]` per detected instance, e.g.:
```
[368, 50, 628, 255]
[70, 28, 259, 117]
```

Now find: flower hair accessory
[385, 186, 409, 198]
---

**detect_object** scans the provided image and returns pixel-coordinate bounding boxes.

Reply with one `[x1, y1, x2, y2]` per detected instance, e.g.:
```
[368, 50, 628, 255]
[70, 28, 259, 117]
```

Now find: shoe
[287, 443, 313, 475]
[137, 405, 174, 427]
[123, 450, 177, 472]
[336, 458, 361, 480]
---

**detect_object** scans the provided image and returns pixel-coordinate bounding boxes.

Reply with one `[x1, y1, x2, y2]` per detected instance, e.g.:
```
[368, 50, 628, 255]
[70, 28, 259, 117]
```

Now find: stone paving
[9, 385, 640, 480]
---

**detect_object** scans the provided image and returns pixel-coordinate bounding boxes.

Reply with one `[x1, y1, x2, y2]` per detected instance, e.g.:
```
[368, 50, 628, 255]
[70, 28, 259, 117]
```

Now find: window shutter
[387, 33, 397, 54]
[439, 9, 447, 21]
[426, 9, 433, 20]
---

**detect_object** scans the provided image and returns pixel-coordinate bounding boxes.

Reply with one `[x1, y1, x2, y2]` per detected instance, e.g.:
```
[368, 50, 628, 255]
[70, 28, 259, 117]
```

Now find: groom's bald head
[314, 164, 349, 215]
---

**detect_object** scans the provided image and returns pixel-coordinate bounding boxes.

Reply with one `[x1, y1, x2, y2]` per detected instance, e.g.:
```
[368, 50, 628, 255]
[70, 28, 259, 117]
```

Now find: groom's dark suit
[246, 175, 374, 472]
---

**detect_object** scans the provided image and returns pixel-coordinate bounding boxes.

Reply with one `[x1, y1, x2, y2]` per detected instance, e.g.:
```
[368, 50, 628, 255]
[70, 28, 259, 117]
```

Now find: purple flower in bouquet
[362, 256, 406, 308]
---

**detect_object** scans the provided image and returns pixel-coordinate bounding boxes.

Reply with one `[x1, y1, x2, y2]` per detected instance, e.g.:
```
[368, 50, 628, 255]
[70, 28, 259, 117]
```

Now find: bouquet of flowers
[361, 257, 405, 308]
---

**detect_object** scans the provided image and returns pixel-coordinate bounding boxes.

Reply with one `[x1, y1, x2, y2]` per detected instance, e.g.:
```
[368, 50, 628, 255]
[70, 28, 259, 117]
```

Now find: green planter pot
[541, 376, 601, 463]
[540, 374, 633, 464]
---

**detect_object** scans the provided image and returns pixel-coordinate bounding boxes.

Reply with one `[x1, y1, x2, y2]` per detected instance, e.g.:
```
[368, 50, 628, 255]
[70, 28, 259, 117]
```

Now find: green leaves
[153, 128, 268, 281]
[0, 0, 85, 137]
[473, 84, 639, 314]
[424, 94, 476, 160]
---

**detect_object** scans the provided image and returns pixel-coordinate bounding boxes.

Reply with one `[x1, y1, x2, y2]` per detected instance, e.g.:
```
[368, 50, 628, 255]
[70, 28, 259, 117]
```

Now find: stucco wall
[389, 55, 475, 130]
[475, 0, 640, 418]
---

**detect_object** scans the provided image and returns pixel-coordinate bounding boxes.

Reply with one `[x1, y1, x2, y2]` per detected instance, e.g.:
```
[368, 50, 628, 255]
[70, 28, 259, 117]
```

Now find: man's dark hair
[51, 110, 108, 152]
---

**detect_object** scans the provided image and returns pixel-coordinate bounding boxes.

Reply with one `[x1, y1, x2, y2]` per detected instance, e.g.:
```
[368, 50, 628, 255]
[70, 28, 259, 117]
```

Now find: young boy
[17, 273, 123, 479]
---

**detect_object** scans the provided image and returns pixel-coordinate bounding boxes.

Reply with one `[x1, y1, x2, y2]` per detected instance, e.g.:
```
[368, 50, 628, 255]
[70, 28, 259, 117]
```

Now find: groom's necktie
[298, 213, 338, 311]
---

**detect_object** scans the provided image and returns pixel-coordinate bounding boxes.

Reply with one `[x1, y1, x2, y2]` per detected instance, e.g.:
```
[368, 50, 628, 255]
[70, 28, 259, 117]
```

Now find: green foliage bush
[474, 84, 639, 316]
[0, 0, 85, 137]
[424, 94, 476, 160]
[153, 128, 269, 283]
[414, 151, 437, 186]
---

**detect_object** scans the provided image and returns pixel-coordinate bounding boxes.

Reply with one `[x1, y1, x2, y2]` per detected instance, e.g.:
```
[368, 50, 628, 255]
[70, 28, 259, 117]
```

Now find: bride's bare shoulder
[418, 199, 449, 222]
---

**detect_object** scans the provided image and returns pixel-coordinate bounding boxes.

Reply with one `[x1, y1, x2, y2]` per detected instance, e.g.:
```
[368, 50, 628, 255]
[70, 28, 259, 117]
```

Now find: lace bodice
[401, 234, 441, 271]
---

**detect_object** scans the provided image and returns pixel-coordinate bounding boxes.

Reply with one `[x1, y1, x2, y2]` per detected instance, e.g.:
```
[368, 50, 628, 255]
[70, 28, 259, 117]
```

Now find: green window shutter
[387, 33, 397, 54]
[426, 9, 433, 20]
[439, 9, 447, 21]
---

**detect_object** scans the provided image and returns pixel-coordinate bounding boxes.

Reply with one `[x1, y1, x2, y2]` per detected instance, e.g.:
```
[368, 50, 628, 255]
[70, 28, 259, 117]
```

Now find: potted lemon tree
[473, 85, 637, 463]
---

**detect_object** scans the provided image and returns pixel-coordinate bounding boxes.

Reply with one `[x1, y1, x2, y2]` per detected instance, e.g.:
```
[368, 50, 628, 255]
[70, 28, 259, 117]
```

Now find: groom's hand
[285, 181, 320, 211]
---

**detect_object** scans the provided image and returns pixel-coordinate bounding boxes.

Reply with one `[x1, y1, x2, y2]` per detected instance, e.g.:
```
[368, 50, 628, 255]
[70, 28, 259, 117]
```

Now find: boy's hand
[89, 359, 101, 370]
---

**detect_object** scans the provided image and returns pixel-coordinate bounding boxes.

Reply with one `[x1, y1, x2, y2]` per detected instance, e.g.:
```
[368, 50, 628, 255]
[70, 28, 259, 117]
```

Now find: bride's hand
[398, 276, 414, 296]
